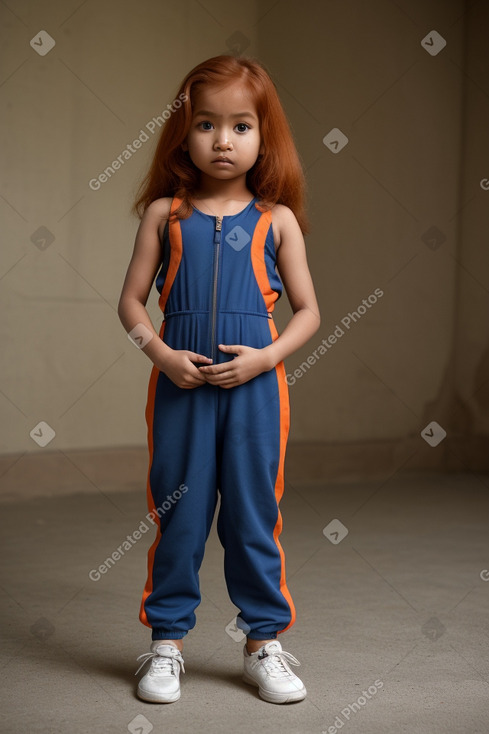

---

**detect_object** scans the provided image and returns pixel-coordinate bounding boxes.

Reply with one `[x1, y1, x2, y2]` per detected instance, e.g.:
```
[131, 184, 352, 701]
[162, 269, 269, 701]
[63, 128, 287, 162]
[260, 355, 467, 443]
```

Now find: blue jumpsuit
[140, 195, 296, 641]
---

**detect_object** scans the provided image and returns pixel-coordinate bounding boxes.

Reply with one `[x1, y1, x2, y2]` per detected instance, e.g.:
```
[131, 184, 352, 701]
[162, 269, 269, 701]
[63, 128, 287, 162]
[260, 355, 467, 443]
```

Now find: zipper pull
[214, 215, 222, 244]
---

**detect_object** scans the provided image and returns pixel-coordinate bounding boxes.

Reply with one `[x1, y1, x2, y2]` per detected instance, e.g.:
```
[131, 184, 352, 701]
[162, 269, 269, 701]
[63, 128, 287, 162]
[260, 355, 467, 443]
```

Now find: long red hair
[132, 55, 309, 233]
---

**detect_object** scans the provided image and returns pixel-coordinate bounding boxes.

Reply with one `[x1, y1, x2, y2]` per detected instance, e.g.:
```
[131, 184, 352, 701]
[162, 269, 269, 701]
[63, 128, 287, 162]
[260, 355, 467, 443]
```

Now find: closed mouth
[212, 158, 233, 163]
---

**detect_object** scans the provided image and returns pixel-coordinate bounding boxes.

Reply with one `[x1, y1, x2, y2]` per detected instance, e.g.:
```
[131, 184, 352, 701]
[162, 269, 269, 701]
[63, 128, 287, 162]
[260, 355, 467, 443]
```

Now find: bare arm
[117, 199, 212, 388]
[262, 204, 321, 366]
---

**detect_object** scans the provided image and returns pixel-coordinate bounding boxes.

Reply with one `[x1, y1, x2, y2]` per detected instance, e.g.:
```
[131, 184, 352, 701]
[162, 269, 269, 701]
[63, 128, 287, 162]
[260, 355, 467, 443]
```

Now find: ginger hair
[132, 54, 309, 233]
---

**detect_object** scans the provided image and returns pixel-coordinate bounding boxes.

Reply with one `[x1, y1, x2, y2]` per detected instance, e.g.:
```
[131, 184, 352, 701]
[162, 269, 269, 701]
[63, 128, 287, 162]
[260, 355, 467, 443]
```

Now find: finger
[184, 370, 207, 385]
[201, 373, 224, 383]
[216, 374, 240, 388]
[218, 344, 242, 353]
[201, 373, 232, 385]
[204, 372, 236, 385]
[184, 376, 206, 388]
[187, 352, 213, 363]
[198, 362, 233, 374]
[188, 362, 212, 379]
[192, 370, 206, 385]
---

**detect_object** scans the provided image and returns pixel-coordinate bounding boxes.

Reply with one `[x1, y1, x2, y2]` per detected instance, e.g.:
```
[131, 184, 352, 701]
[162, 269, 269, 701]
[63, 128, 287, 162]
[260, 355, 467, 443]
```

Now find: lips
[212, 157, 233, 163]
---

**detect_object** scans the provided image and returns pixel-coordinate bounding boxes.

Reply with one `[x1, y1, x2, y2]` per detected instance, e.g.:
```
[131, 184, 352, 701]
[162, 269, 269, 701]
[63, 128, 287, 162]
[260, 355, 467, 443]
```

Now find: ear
[259, 143, 265, 157]
[181, 140, 188, 152]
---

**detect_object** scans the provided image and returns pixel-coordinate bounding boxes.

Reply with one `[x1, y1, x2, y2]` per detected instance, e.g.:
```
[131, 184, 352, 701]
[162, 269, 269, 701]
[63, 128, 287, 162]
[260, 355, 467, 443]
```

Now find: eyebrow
[193, 109, 257, 120]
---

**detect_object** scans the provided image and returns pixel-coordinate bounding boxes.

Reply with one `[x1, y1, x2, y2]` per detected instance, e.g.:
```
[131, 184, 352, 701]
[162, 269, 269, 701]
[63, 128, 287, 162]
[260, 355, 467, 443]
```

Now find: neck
[194, 173, 252, 203]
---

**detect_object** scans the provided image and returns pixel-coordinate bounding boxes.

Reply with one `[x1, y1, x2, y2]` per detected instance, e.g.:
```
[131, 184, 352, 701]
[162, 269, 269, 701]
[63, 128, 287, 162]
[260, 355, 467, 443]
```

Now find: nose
[214, 129, 233, 150]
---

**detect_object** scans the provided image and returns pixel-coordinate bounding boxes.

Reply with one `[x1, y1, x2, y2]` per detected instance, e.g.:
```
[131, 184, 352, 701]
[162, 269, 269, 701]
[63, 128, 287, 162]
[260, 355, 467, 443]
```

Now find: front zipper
[210, 215, 222, 362]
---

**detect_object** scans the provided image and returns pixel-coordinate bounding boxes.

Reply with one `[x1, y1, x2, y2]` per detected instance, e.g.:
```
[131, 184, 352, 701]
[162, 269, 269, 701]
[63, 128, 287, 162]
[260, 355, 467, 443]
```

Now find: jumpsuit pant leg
[216, 364, 296, 640]
[140, 366, 219, 640]
[140, 358, 296, 641]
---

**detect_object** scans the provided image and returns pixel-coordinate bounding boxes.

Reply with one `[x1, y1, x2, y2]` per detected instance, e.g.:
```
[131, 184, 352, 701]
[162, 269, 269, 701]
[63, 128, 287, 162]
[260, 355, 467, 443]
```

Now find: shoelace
[250, 650, 301, 678]
[135, 649, 185, 677]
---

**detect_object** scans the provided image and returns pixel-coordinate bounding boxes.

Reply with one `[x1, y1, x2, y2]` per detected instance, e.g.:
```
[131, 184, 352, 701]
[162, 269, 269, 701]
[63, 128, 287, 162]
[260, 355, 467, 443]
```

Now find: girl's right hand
[157, 349, 213, 389]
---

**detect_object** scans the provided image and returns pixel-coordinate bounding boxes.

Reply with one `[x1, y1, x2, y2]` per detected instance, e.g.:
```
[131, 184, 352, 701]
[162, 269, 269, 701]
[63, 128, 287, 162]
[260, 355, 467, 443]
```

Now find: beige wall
[1, 0, 487, 473]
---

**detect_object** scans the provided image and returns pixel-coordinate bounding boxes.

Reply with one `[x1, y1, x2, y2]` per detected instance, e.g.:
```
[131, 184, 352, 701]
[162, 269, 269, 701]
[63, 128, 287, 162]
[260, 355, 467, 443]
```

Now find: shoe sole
[137, 686, 180, 703]
[242, 672, 307, 704]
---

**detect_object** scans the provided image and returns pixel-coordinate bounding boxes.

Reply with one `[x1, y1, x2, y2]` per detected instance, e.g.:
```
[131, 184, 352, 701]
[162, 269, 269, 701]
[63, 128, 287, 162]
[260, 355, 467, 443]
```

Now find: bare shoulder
[145, 196, 173, 217]
[270, 204, 301, 250]
[143, 197, 173, 241]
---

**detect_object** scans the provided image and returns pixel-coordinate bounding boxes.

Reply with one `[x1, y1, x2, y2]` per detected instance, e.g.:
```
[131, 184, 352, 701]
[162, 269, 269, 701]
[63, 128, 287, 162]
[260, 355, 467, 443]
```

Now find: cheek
[246, 133, 261, 152]
[188, 133, 207, 152]
[244, 138, 261, 157]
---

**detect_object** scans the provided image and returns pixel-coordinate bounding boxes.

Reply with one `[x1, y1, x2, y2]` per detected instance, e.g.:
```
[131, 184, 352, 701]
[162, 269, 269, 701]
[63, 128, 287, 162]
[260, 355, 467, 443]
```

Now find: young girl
[118, 54, 320, 705]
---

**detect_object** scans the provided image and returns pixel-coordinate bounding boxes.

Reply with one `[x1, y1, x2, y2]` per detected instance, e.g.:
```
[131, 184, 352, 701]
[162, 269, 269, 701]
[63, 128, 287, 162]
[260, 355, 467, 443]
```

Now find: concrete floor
[1, 467, 489, 733]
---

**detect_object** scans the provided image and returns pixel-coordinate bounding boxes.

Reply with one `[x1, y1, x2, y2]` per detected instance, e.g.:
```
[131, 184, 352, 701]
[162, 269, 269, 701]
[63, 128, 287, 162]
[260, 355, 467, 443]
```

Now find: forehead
[192, 81, 257, 116]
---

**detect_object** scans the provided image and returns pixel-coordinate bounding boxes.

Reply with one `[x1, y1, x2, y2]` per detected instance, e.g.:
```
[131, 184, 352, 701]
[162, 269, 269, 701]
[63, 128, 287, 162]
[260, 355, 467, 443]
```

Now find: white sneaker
[135, 643, 185, 703]
[242, 640, 307, 704]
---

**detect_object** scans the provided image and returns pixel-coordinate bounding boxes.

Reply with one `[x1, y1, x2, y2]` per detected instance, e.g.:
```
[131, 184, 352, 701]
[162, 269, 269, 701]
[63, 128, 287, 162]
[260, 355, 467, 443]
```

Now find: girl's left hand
[198, 344, 272, 388]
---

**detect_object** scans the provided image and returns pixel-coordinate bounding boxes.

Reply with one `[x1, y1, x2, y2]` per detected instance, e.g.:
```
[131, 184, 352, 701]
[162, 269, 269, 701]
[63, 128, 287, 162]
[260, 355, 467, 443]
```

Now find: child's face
[183, 81, 263, 184]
